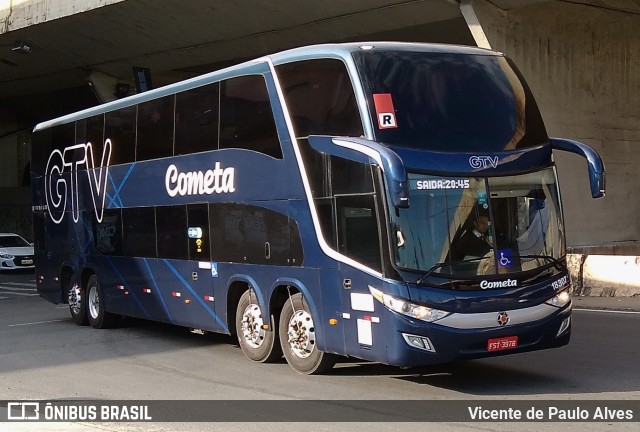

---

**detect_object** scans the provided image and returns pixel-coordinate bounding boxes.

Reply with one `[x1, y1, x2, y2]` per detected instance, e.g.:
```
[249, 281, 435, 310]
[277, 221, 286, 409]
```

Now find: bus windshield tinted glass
[391, 167, 564, 280]
[353, 50, 548, 151]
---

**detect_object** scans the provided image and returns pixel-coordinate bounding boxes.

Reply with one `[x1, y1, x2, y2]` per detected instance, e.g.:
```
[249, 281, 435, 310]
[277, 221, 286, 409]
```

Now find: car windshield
[0, 235, 30, 248]
[390, 167, 565, 282]
[353, 49, 548, 151]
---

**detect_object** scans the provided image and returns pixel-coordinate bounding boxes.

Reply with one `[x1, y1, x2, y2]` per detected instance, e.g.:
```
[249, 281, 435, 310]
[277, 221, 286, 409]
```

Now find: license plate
[21, 259, 33, 265]
[487, 336, 518, 352]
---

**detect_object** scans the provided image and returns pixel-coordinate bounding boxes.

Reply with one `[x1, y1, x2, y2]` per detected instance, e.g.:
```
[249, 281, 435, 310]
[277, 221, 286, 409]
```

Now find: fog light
[557, 316, 571, 337]
[402, 333, 435, 352]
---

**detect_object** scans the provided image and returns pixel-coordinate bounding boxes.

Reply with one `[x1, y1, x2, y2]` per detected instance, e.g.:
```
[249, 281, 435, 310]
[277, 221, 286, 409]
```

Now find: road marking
[8, 319, 68, 327]
[0, 291, 39, 296]
[574, 308, 640, 315]
[0, 286, 37, 291]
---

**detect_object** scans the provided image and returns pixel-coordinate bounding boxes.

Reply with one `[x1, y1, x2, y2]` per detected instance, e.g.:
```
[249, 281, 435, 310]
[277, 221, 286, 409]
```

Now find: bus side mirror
[550, 138, 606, 198]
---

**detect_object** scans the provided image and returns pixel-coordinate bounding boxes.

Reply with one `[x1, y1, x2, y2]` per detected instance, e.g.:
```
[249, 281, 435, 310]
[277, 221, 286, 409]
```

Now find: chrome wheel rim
[240, 304, 265, 349]
[68, 283, 81, 315]
[88, 285, 100, 319]
[287, 310, 315, 359]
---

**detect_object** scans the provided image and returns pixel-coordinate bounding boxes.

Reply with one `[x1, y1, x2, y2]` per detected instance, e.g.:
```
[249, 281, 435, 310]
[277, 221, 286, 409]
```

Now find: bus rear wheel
[235, 289, 282, 363]
[279, 293, 337, 374]
[86, 275, 116, 329]
[67, 275, 88, 326]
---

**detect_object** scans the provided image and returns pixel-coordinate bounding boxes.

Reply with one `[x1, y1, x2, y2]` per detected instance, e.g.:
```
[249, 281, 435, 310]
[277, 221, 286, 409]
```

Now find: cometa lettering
[165, 162, 235, 197]
[480, 279, 517, 289]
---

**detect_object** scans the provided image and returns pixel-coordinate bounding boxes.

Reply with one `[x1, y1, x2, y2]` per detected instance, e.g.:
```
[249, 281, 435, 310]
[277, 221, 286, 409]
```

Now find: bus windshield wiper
[415, 257, 488, 285]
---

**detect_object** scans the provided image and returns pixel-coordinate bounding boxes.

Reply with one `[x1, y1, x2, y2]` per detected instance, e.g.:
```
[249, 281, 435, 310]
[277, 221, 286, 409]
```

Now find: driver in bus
[452, 214, 492, 260]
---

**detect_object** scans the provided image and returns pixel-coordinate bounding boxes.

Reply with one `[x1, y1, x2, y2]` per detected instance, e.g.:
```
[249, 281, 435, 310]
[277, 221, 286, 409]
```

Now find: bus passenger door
[335, 194, 387, 362]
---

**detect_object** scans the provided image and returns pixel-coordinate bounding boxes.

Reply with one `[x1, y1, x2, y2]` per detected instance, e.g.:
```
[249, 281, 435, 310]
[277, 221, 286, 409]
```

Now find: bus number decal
[165, 162, 235, 197]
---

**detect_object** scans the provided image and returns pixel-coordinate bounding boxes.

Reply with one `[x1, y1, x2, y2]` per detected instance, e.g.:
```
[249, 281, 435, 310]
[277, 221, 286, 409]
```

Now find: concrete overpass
[1, 0, 639, 295]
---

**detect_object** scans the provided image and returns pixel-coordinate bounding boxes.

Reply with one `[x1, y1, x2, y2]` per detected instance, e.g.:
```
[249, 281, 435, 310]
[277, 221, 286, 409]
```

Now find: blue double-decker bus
[31, 43, 605, 374]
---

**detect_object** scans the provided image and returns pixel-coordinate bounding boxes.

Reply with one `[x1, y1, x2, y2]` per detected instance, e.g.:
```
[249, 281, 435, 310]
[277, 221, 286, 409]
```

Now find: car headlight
[545, 289, 571, 308]
[369, 286, 450, 322]
[0, 253, 14, 259]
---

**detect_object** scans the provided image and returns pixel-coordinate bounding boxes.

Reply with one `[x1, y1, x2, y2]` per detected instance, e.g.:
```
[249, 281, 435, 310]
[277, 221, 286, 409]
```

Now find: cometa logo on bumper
[480, 279, 518, 289]
[165, 162, 235, 197]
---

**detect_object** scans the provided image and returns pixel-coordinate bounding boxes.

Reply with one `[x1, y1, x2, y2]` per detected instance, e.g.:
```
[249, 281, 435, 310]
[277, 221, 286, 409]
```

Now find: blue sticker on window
[497, 249, 513, 268]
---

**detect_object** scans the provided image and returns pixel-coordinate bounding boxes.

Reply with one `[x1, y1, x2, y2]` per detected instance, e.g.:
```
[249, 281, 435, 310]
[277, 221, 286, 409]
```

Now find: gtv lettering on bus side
[44, 140, 112, 224]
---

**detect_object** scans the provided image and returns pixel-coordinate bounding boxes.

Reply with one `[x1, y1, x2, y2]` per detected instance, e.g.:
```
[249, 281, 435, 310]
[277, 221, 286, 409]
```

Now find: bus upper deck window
[276, 59, 363, 138]
[219, 75, 282, 159]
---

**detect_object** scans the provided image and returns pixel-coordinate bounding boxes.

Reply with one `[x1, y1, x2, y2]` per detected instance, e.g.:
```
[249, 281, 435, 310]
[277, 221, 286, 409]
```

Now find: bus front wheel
[279, 293, 337, 374]
[86, 275, 116, 329]
[235, 289, 282, 363]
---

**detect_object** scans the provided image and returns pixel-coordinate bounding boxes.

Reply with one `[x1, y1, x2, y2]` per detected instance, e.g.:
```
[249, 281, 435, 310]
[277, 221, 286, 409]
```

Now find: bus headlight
[545, 289, 571, 308]
[369, 286, 450, 322]
[0, 253, 14, 259]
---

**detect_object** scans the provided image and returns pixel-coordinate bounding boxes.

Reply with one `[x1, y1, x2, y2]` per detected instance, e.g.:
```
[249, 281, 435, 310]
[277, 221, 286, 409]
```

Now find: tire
[279, 293, 337, 374]
[235, 289, 282, 363]
[86, 275, 116, 329]
[67, 275, 88, 326]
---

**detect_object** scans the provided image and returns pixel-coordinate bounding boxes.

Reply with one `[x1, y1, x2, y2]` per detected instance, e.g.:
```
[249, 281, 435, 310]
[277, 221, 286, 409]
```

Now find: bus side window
[93, 208, 123, 256]
[76, 114, 105, 166]
[156, 205, 188, 260]
[188, 204, 210, 261]
[276, 59, 363, 138]
[175, 83, 220, 155]
[122, 207, 157, 257]
[219, 75, 282, 159]
[336, 194, 382, 271]
[137, 95, 175, 161]
[105, 106, 136, 165]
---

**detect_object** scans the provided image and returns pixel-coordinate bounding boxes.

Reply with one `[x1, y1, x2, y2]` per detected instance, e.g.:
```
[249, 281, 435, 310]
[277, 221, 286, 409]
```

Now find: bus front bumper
[383, 301, 571, 368]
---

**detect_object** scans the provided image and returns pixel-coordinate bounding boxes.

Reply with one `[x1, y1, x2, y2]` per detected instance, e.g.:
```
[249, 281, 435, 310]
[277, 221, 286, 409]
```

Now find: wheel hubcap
[241, 304, 265, 349]
[88, 286, 99, 319]
[68, 283, 81, 315]
[287, 310, 315, 359]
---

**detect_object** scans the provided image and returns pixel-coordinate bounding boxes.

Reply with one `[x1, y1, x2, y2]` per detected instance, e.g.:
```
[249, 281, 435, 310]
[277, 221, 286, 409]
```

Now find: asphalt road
[1, 270, 639, 431]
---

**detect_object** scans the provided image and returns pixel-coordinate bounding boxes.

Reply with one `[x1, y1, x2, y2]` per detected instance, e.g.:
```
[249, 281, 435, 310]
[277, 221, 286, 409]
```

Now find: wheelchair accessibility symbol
[497, 249, 513, 268]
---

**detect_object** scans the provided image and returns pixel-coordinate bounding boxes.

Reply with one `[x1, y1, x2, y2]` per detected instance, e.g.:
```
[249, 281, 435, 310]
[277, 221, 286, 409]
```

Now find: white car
[0, 233, 34, 271]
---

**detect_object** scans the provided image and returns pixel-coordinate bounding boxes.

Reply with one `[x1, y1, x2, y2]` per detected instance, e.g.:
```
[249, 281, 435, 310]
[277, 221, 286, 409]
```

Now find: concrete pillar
[462, 0, 640, 252]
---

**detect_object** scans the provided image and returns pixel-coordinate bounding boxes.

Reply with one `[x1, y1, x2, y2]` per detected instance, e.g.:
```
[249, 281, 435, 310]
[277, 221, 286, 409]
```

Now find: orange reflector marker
[261, 324, 269, 330]
[124, 291, 129, 295]
[184, 299, 191, 304]
[329, 318, 338, 326]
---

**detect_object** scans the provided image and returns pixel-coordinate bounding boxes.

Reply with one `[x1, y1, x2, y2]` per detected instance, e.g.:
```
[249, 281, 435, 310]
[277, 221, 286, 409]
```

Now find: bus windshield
[353, 50, 548, 151]
[391, 167, 565, 282]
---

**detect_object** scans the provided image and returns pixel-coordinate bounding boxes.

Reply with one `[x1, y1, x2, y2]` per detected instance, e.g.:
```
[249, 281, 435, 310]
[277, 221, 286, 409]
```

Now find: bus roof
[33, 42, 501, 133]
